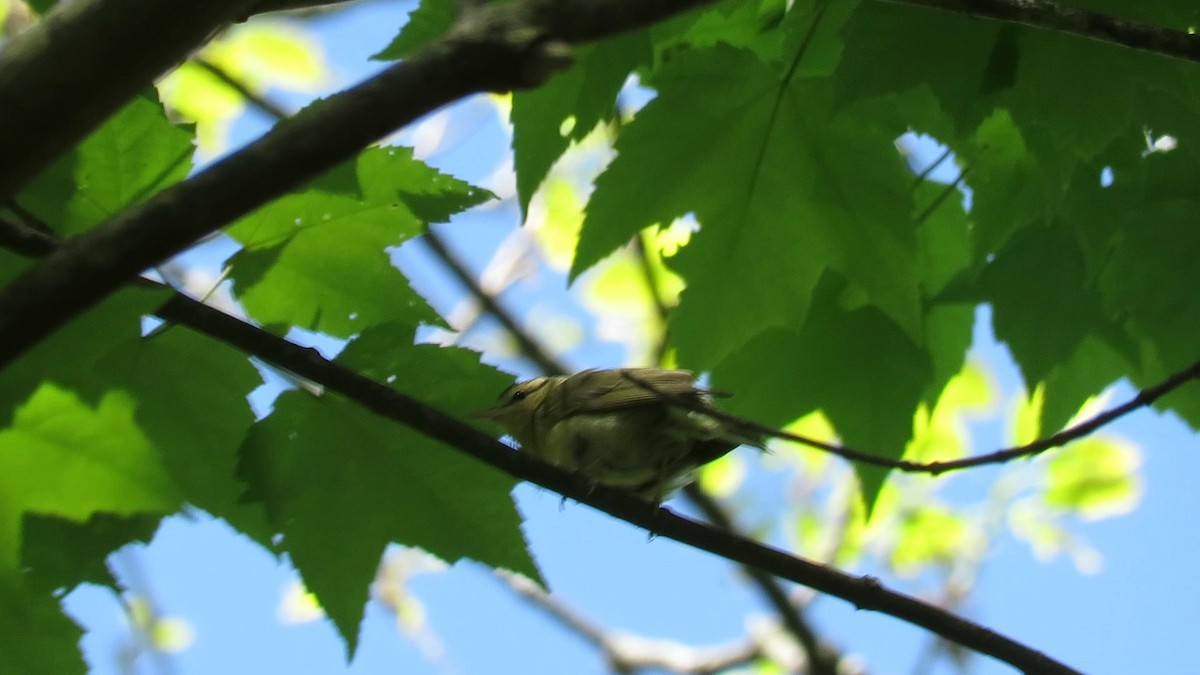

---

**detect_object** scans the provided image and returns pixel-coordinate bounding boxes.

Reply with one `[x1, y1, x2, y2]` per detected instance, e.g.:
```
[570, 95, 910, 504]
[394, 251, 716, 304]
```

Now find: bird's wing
[569, 368, 701, 414]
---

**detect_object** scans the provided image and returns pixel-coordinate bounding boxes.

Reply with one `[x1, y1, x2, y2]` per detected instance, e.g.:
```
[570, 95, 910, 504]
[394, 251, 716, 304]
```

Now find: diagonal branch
[191, 58, 293, 121]
[0, 221, 1080, 674]
[152, 291, 1081, 675]
[626, 235, 843, 671]
[0, 0, 720, 373]
[883, 0, 1200, 64]
[683, 485, 841, 675]
[0, 0, 254, 200]
[422, 227, 570, 376]
[182, 51, 569, 378]
[238, 0, 356, 20]
[501, 571, 763, 673]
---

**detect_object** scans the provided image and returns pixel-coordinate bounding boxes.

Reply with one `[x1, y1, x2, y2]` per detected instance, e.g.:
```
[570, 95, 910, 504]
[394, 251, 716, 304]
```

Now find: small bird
[475, 368, 761, 501]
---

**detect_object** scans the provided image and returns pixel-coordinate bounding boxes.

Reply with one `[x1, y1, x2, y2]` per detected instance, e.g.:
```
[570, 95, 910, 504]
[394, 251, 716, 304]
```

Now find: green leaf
[226, 195, 429, 337]
[336, 323, 515, 399]
[578, 45, 920, 367]
[713, 279, 931, 511]
[226, 148, 485, 337]
[913, 180, 973, 296]
[890, 505, 972, 574]
[1059, 148, 1200, 427]
[158, 23, 329, 153]
[1011, 385, 1044, 447]
[357, 146, 494, 222]
[653, 0, 787, 66]
[953, 109, 1053, 258]
[0, 286, 169, 426]
[24, 0, 58, 15]
[1004, 34, 1134, 164]
[1039, 337, 1130, 436]
[835, 2, 1001, 134]
[971, 224, 1123, 387]
[93, 329, 270, 543]
[17, 93, 194, 236]
[1044, 437, 1142, 520]
[512, 31, 651, 215]
[922, 303, 975, 407]
[906, 361, 996, 464]
[372, 0, 456, 61]
[239, 340, 535, 654]
[22, 512, 161, 592]
[0, 384, 181, 571]
[777, 0, 861, 79]
[1097, 196, 1200, 362]
[0, 577, 85, 675]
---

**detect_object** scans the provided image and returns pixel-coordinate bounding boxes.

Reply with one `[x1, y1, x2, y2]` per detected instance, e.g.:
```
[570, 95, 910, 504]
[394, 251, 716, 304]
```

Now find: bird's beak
[471, 407, 501, 420]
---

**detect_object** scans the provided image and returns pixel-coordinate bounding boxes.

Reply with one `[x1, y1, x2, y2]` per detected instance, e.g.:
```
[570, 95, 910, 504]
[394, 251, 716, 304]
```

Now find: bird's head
[473, 376, 559, 448]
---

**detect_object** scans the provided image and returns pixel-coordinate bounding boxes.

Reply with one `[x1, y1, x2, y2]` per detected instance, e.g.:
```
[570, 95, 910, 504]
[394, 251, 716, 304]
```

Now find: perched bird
[475, 368, 761, 500]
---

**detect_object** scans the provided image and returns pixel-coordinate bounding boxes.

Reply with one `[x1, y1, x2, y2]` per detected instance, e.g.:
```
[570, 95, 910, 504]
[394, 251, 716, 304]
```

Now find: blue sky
[63, 2, 1200, 673]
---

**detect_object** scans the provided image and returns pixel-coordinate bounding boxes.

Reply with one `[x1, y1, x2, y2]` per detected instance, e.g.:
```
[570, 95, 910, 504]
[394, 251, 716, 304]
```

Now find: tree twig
[237, 0, 356, 20]
[683, 485, 842, 675]
[203, 61, 570, 378]
[0, 0, 253, 200]
[620, 364, 1200, 476]
[500, 571, 763, 673]
[0, 0, 721, 371]
[624, 232, 841, 671]
[191, 58, 293, 121]
[883, 0, 1200, 64]
[150, 291, 1081, 675]
[913, 168, 969, 226]
[422, 227, 570, 376]
[0, 224, 1082, 674]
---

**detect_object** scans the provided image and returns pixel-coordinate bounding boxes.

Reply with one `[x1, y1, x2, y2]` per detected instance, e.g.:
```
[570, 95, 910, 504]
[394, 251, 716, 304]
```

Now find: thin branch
[683, 485, 841, 675]
[182, 11, 1157, 489]
[184, 61, 567, 376]
[912, 146, 953, 186]
[237, 0, 355, 20]
[0, 0, 721, 372]
[422, 227, 570, 376]
[633, 231, 671, 325]
[627, 232, 839, 671]
[501, 571, 762, 673]
[0, 202, 1187, 484]
[0, 224, 1082, 673]
[191, 58, 293, 121]
[0, 0, 253, 200]
[0, 216, 55, 257]
[622, 365, 1200, 476]
[632, 231, 673, 366]
[882, 0, 1200, 64]
[917, 361, 1200, 472]
[148, 292, 1080, 675]
[913, 168, 969, 226]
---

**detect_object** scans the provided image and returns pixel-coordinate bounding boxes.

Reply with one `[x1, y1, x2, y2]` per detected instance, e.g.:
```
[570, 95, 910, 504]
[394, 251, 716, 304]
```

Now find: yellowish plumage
[476, 368, 760, 500]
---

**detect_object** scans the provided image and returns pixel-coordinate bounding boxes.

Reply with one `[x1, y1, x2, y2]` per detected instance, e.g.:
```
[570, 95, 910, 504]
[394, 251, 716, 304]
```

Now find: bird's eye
[511, 390, 528, 402]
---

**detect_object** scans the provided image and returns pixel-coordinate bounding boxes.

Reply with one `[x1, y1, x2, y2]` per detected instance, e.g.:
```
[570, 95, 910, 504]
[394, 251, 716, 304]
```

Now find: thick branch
[0, 0, 254, 200]
[182, 60, 569, 377]
[152, 293, 1079, 675]
[0, 0, 717, 372]
[884, 0, 1200, 64]
[0, 217, 1080, 674]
